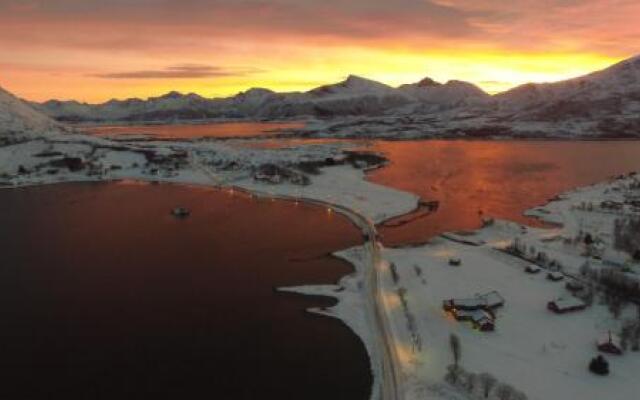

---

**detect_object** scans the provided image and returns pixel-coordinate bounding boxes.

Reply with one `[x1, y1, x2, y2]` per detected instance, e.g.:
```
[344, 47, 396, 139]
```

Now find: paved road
[190, 154, 403, 400]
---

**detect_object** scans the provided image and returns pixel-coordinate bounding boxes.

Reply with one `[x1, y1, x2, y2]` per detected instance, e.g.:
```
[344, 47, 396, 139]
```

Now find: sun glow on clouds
[0, 0, 636, 102]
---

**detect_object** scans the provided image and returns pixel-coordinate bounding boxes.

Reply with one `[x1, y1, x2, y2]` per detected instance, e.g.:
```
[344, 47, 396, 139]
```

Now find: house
[547, 271, 564, 281]
[442, 291, 505, 312]
[565, 280, 585, 293]
[443, 297, 486, 312]
[471, 311, 496, 332]
[525, 265, 542, 274]
[597, 332, 623, 355]
[477, 291, 505, 309]
[547, 297, 587, 314]
[443, 291, 504, 331]
[449, 309, 495, 331]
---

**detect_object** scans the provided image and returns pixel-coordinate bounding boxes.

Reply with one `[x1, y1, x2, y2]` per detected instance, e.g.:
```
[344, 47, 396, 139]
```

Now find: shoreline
[1, 146, 419, 400]
[3, 131, 640, 400]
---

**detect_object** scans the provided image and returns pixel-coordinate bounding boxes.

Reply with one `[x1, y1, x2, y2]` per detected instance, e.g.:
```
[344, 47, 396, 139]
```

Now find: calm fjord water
[370, 140, 640, 245]
[0, 182, 370, 399]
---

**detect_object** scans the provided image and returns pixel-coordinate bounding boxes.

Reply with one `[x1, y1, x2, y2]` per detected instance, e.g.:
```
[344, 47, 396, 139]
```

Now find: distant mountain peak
[159, 91, 186, 100]
[344, 74, 373, 84]
[342, 74, 389, 88]
[307, 75, 395, 97]
[416, 77, 441, 87]
[239, 88, 276, 97]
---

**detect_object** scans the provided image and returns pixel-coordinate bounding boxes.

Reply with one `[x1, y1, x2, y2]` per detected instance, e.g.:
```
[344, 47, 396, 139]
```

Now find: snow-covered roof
[478, 291, 505, 308]
[550, 297, 585, 310]
[597, 332, 621, 348]
[455, 309, 494, 324]
[451, 298, 486, 308]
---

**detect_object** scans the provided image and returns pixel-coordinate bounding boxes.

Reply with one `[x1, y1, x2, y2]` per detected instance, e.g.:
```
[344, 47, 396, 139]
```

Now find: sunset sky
[1, 0, 638, 103]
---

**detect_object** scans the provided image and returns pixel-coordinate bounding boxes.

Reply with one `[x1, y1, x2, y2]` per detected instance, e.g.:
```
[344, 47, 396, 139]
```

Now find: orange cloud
[0, 1, 637, 102]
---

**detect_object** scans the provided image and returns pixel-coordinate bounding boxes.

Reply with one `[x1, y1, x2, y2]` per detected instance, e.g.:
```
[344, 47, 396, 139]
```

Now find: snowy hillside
[495, 55, 640, 127]
[307, 75, 401, 98]
[399, 78, 490, 107]
[34, 75, 482, 122]
[0, 85, 64, 138]
[35, 92, 227, 122]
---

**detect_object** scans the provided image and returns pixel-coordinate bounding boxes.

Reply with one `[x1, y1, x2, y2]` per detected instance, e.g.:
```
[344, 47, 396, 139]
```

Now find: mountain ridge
[15, 53, 640, 138]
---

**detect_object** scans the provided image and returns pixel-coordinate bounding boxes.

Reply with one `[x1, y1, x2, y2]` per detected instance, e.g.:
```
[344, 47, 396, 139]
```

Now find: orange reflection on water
[84, 121, 307, 139]
[369, 140, 640, 246]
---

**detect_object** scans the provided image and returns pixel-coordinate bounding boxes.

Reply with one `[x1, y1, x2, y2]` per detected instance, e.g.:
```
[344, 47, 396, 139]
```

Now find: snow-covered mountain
[34, 75, 481, 122]
[307, 75, 400, 98]
[495, 55, 640, 123]
[1, 85, 64, 138]
[30, 55, 640, 138]
[399, 78, 489, 106]
[36, 91, 229, 122]
[254, 75, 413, 118]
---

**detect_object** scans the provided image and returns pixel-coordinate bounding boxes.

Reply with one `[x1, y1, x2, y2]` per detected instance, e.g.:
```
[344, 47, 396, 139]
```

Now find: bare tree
[579, 261, 591, 277]
[609, 296, 624, 319]
[633, 325, 640, 352]
[621, 322, 633, 351]
[581, 286, 595, 306]
[450, 333, 461, 368]
[445, 364, 460, 385]
[464, 372, 477, 394]
[512, 390, 529, 400]
[478, 372, 497, 398]
[495, 383, 516, 400]
[389, 263, 400, 285]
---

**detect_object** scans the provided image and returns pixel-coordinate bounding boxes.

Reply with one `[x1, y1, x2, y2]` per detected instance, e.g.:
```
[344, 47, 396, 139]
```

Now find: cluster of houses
[442, 291, 505, 331]
[524, 264, 590, 314]
[253, 163, 310, 186]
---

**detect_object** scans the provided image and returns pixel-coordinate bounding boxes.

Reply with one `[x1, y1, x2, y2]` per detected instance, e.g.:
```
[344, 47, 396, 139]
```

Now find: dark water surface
[369, 140, 640, 246]
[0, 182, 370, 400]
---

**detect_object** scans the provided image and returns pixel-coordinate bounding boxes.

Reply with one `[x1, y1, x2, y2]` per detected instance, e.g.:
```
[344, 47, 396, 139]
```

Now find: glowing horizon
[1, 1, 637, 103]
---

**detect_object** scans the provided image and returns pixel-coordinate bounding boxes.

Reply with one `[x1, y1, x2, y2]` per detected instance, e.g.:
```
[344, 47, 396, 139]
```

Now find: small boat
[171, 207, 191, 218]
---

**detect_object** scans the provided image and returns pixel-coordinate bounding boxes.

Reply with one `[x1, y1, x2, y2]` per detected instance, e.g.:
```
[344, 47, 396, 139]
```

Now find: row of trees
[446, 334, 528, 399]
[397, 287, 421, 352]
[580, 263, 640, 311]
[620, 320, 640, 352]
[614, 217, 640, 261]
[445, 365, 528, 400]
[505, 239, 564, 272]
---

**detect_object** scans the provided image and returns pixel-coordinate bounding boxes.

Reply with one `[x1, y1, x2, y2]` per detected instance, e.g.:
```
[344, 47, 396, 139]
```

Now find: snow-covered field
[373, 174, 640, 400]
[3, 126, 640, 400]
